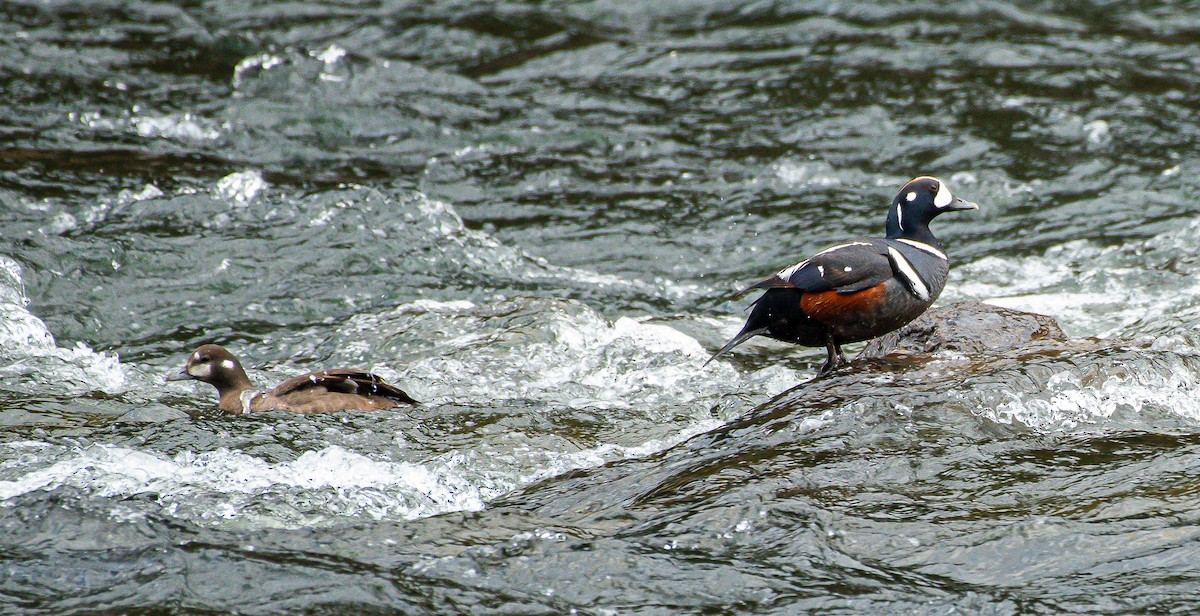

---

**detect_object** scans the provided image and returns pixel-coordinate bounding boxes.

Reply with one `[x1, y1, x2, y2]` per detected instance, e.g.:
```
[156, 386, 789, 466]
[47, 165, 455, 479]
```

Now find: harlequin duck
[167, 344, 418, 414]
[708, 176, 977, 374]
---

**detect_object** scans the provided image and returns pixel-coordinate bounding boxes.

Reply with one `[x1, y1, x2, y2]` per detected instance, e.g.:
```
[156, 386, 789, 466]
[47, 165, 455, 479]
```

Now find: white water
[948, 216, 1200, 339]
[8, 178, 1200, 531]
[0, 178, 792, 528]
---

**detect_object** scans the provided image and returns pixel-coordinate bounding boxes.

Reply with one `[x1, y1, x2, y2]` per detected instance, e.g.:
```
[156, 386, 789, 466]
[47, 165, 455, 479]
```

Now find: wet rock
[500, 303, 1140, 523]
[859, 301, 1068, 359]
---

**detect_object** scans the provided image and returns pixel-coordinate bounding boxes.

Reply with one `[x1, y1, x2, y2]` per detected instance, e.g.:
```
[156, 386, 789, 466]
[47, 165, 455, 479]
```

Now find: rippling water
[5, 1, 1200, 613]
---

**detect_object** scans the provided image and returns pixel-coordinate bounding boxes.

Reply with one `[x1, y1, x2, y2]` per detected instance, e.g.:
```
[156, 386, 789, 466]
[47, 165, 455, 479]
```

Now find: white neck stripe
[240, 390, 262, 415]
[895, 238, 948, 260]
[887, 247, 931, 301]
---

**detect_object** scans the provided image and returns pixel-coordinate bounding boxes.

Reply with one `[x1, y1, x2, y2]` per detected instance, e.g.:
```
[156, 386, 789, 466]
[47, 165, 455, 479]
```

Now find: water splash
[0, 443, 486, 525]
[312, 296, 756, 417]
[215, 170, 268, 205]
[948, 216, 1200, 339]
[0, 257, 125, 395]
[955, 347, 1200, 433]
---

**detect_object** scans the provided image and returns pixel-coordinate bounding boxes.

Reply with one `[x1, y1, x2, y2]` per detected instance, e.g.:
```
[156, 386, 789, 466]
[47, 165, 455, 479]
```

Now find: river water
[4, 1, 1200, 613]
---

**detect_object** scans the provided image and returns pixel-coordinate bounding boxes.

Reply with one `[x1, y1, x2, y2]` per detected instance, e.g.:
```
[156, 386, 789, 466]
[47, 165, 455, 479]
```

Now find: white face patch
[189, 363, 213, 379]
[933, 180, 953, 208]
[220, 359, 237, 371]
[843, 266, 853, 272]
[887, 246, 931, 301]
[906, 191, 917, 202]
[895, 238, 948, 260]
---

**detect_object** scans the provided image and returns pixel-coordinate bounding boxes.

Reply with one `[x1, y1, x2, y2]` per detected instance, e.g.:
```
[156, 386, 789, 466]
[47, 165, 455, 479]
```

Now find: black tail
[706, 288, 811, 366]
[705, 294, 785, 365]
[704, 325, 768, 366]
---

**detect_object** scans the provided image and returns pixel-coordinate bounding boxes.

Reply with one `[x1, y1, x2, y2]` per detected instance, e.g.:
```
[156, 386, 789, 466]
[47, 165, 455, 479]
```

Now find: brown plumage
[799, 283, 889, 327]
[167, 344, 418, 414]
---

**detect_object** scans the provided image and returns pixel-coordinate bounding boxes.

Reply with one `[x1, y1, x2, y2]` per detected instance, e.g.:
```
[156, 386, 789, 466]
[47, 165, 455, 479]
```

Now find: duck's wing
[742, 240, 894, 295]
[271, 369, 419, 405]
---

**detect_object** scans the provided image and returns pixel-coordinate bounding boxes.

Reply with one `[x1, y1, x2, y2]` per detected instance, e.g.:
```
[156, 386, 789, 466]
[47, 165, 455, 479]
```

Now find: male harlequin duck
[167, 344, 418, 414]
[708, 176, 977, 374]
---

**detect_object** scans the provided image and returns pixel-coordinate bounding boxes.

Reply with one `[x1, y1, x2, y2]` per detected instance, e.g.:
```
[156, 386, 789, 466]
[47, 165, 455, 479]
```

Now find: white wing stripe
[887, 247, 931, 301]
[775, 241, 876, 281]
[776, 258, 809, 280]
[812, 241, 873, 258]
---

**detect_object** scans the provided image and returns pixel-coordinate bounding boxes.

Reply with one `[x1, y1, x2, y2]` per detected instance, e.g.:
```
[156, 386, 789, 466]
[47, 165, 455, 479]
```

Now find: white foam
[132, 113, 223, 142]
[117, 184, 164, 204]
[948, 219, 1200, 338]
[0, 256, 126, 394]
[0, 444, 486, 523]
[378, 298, 741, 411]
[978, 364, 1200, 432]
[283, 298, 796, 520]
[0, 420, 733, 526]
[45, 212, 77, 235]
[232, 52, 284, 87]
[314, 44, 346, 65]
[215, 170, 267, 205]
[1083, 119, 1111, 145]
[70, 110, 223, 142]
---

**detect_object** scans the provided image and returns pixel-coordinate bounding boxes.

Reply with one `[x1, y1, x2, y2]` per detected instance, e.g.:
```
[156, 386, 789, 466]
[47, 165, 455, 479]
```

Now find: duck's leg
[818, 331, 846, 376]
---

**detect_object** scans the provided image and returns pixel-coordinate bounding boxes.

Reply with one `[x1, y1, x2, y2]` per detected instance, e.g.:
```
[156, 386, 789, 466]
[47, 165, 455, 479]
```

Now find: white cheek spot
[220, 359, 236, 371]
[933, 181, 953, 208]
[817, 265, 826, 278]
[190, 363, 212, 378]
[844, 266, 853, 272]
[906, 191, 917, 202]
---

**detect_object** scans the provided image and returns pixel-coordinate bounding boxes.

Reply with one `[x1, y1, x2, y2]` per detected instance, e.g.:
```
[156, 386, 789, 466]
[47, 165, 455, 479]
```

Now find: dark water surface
[5, 1, 1200, 613]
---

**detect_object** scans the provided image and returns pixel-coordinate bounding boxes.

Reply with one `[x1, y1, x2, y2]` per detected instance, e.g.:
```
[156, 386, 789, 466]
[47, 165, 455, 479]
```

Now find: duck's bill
[947, 198, 979, 211]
